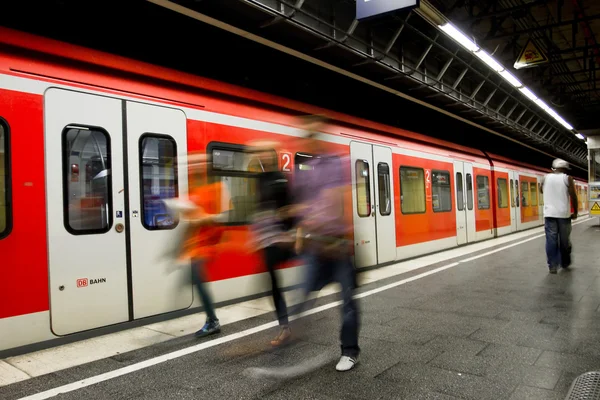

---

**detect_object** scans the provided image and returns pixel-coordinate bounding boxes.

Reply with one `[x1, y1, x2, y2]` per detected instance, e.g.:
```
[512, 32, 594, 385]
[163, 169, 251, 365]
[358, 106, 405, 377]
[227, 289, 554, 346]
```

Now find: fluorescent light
[499, 70, 522, 87]
[546, 108, 560, 120]
[575, 133, 585, 140]
[439, 23, 480, 52]
[474, 50, 504, 72]
[519, 87, 538, 101]
[534, 98, 552, 113]
[555, 116, 574, 130]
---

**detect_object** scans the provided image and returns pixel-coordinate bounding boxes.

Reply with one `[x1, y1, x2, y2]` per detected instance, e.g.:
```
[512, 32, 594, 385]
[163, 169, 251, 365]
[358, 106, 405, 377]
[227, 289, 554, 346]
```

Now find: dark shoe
[270, 326, 292, 347]
[195, 319, 221, 338]
[549, 267, 558, 274]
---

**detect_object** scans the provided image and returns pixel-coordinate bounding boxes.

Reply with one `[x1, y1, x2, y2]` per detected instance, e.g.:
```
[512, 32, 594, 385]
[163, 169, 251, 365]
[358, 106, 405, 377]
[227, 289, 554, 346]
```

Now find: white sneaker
[335, 355, 358, 372]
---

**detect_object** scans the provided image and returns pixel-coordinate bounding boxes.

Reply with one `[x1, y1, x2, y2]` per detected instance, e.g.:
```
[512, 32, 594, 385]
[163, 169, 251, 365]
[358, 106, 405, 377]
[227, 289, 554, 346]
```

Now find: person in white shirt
[540, 159, 578, 274]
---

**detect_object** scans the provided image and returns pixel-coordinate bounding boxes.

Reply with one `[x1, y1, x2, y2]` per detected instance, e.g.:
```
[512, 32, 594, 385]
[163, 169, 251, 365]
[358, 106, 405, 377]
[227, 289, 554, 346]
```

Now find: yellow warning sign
[514, 39, 548, 69]
[591, 202, 600, 215]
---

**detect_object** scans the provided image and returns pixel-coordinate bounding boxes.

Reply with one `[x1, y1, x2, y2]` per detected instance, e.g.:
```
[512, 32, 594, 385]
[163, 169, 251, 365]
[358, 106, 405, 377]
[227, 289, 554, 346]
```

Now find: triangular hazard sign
[592, 202, 600, 211]
[514, 39, 548, 69]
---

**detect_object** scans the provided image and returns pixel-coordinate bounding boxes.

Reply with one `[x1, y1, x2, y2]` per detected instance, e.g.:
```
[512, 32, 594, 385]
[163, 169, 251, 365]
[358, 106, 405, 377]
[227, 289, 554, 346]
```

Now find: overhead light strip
[437, 21, 581, 137]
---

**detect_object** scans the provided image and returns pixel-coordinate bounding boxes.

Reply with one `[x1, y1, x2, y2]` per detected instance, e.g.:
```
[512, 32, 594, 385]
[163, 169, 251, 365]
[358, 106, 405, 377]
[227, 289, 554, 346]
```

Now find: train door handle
[115, 223, 125, 233]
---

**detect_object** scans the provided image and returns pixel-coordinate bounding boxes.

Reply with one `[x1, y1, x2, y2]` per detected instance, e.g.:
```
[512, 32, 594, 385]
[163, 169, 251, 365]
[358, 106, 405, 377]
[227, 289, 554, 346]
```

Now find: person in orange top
[178, 152, 231, 338]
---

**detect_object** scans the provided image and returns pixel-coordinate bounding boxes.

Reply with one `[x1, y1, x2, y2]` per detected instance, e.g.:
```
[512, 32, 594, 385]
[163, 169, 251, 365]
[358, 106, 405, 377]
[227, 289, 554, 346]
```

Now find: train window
[539, 183, 544, 206]
[140, 135, 178, 230]
[400, 167, 425, 214]
[521, 181, 529, 207]
[515, 180, 520, 207]
[209, 144, 267, 224]
[0, 120, 10, 238]
[377, 163, 391, 216]
[62, 126, 112, 234]
[476, 175, 490, 210]
[295, 152, 316, 172]
[456, 172, 464, 211]
[466, 173, 473, 210]
[497, 178, 508, 208]
[530, 182, 538, 206]
[432, 170, 451, 212]
[510, 179, 515, 208]
[355, 160, 371, 217]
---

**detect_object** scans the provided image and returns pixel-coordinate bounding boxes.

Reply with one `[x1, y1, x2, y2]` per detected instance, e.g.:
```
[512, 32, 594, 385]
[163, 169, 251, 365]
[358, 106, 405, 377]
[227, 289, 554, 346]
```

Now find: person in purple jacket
[290, 115, 360, 372]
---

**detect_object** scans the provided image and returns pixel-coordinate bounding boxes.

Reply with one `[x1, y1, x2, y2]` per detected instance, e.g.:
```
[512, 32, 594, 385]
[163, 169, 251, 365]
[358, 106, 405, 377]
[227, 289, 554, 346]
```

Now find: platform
[2, 217, 600, 400]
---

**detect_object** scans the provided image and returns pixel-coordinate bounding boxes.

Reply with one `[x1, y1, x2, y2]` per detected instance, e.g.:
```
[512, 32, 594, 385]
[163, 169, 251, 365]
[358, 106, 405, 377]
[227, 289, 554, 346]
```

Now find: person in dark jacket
[250, 142, 297, 347]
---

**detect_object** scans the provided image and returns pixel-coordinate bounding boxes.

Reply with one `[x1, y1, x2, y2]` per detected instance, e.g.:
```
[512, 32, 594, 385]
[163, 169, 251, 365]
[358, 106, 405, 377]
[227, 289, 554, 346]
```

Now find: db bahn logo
[77, 278, 88, 288]
[77, 278, 107, 288]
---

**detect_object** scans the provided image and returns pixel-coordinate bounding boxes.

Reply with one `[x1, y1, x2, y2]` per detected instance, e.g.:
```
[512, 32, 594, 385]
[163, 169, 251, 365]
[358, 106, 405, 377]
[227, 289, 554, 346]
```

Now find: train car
[0, 27, 588, 354]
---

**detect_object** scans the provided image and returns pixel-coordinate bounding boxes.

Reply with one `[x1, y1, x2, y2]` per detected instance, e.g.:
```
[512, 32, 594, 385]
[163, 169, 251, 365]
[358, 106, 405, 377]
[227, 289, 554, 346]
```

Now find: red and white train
[0, 27, 589, 354]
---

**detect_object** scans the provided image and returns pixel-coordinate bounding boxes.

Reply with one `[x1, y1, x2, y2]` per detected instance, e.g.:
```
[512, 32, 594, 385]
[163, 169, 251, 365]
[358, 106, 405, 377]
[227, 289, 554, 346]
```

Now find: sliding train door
[453, 161, 477, 245]
[45, 89, 129, 335]
[509, 171, 519, 232]
[126, 101, 192, 319]
[350, 141, 396, 268]
[45, 89, 190, 335]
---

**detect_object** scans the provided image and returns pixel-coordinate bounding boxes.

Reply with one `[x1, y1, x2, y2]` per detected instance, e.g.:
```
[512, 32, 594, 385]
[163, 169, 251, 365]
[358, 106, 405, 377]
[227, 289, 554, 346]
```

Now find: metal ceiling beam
[554, 43, 600, 54]
[159, 0, 587, 167]
[566, 87, 600, 95]
[459, 1, 547, 22]
[486, 13, 600, 39]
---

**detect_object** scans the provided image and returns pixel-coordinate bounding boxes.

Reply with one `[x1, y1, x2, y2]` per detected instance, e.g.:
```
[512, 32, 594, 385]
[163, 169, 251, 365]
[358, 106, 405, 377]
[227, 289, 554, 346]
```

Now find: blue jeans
[290, 251, 360, 358]
[191, 259, 218, 321]
[544, 218, 572, 269]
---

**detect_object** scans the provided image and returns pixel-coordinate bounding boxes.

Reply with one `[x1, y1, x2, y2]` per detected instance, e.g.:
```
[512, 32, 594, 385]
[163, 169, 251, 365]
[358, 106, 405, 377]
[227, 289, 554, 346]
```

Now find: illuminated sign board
[356, 0, 419, 20]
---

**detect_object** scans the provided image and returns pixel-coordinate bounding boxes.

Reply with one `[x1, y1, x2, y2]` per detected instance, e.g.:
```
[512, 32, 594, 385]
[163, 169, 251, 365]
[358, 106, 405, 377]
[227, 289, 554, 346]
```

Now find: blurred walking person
[290, 116, 360, 372]
[541, 158, 578, 274]
[249, 141, 296, 347]
[168, 152, 231, 337]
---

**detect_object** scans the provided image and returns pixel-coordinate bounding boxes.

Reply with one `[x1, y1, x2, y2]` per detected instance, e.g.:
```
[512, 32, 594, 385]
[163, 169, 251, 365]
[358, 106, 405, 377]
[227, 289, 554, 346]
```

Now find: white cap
[552, 158, 570, 170]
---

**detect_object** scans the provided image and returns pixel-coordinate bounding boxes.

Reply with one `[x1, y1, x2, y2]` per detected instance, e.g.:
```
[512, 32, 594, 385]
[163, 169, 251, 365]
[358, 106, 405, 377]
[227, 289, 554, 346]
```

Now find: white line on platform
[16, 217, 593, 400]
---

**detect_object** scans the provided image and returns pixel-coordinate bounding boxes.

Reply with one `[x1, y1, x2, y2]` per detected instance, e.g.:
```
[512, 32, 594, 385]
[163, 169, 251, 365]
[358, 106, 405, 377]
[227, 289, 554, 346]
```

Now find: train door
[513, 172, 522, 231]
[538, 178, 544, 224]
[45, 89, 129, 335]
[350, 141, 396, 268]
[44, 89, 190, 336]
[126, 101, 191, 319]
[453, 161, 476, 245]
[509, 171, 519, 232]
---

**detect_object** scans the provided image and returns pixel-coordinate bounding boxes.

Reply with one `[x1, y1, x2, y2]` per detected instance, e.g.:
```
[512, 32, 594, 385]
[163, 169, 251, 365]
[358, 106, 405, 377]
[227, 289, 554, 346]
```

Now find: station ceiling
[0, 0, 596, 177]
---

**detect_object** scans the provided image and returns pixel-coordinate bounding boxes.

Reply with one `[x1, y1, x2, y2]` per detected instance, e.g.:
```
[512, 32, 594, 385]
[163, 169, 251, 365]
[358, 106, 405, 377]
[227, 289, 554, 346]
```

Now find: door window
[530, 182, 538, 206]
[456, 172, 464, 211]
[476, 175, 490, 209]
[466, 173, 473, 210]
[432, 170, 451, 212]
[63, 126, 113, 234]
[538, 183, 544, 205]
[355, 160, 371, 217]
[140, 135, 178, 230]
[400, 167, 425, 214]
[521, 181, 529, 207]
[0, 120, 9, 238]
[497, 178, 508, 208]
[510, 179, 515, 207]
[377, 163, 391, 216]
